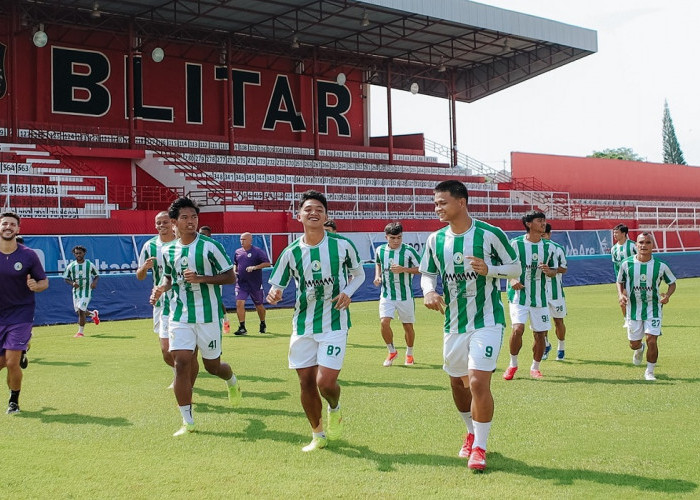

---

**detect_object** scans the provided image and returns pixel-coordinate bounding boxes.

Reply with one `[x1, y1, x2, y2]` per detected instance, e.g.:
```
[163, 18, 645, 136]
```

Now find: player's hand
[423, 291, 445, 314]
[26, 275, 39, 291]
[266, 288, 283, 305]
[150, 286, 164, 305]
[183, 269, 200, 283]
[90, 282, 97, 289]
[618, 294, 628, 306]
[373, 277, 382, 286]
[509, 279, 524, 290]
[467, 256, 489, 276]
[142, 257, 156, 270]
[245, 266, 256, 272]
[389, 264, 404, 273]
[538, 263, 556, 278]
[72, 281, 80, 288]
[332, 292, 351, 310]
[660, 294, 670, 305]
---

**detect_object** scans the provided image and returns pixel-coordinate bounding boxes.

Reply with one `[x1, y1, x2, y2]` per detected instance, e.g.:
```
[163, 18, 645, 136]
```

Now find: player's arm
[661, 282, 676, 304]
[27, 275, 49, 292]
[420, 273, 445, 314]
[136, 256, 155, 280]
[616, 281, 628, 307]
[246, 261, 272, 272]
[90, 275, 99, 289]
[390, 263, 420, 274]
[150, 276, 172, 305]
[333, 265, 366, 309]
[373, 262, 382, 286]
[184, 267, 235, 285]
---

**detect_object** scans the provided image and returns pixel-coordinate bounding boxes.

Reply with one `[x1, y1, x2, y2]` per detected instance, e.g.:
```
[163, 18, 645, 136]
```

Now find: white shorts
[168, 320, 223, 360]
[627, 319, 662, 341]
[378, 297, 415, 323]
[509, 302, 551, 332]
[153, 305, 169, 339]
[73, 296, 92, 312]
[548, 298, 567, 319]
[443, 325, 504, 376]
[288, 329, 348, 371]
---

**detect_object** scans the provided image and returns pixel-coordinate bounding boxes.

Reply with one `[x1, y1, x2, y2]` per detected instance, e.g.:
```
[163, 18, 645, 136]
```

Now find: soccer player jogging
[420, 180, 520, 472]
[611, 223, 637, 327]
[233, 232, 272, 335]
[137, 211, 199, 389]
[63, 245, 100, 337]
[503, 211, 558, 380]
[0, 212, 49, 414]
[266, 190, 365, 452]
[616, 232, 676, 381]
[542, 224, 568, 361]
[150, 197, 242, 437]
[373, 222, 420, 366]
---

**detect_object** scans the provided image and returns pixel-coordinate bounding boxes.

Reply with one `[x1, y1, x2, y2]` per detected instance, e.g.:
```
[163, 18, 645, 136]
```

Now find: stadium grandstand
[2, 0, 699, 325]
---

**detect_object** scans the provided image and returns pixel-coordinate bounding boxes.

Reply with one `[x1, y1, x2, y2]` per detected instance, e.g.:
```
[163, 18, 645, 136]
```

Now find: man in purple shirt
[233, 233, 271, 335]
[0, 212, 49, 414]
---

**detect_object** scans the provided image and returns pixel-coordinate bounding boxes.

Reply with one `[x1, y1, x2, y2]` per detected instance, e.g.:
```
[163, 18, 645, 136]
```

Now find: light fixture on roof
[437, 57, 446, 73]
[336, 72, 347, 85]
[90, 2, 101, 19]
[291, 35, 299, 49]
[500, 39, 511, 54]
[410, 82, 419, 95]
[360, 10, 370, 27]
[32, 24, 48, 48]
[151, 47, 165, 63]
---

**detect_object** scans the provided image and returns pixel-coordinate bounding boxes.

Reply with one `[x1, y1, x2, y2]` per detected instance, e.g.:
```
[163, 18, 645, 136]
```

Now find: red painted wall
[511, 152, 700, 200]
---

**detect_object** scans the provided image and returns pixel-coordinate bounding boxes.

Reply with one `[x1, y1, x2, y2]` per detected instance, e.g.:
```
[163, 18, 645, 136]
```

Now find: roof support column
[7, 2, 18, 141]
[226, 38, 234, 154]
[127, 22, 136, 148]
[449, 72, 458, 168]
[386, 62, 393, 164]
[312, 48, 320, 160]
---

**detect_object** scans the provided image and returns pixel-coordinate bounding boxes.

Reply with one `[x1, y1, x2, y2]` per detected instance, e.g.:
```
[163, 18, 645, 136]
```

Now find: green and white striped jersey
[63, 260, 99, 300]
[546, 240, 567, 300]
[161, 234, 233, 324]
[419, 220, 518, 333]
[611, 239, 637, 275]
[269, 232, 362, 335]
[506, 235, 556, 308]
[138, 236, 174, 310]
[375, 243, 420, 301]
[617, 256, 676, 320]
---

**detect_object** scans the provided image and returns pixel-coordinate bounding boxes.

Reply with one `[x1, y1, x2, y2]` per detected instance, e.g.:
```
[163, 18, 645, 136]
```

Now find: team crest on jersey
[247, 253, 252, 258]
[388, 259, 394, 266]
[453, 252, 464, 264]
[640, 275, 647, 282]
[311, 260, 322, 272]
[180, 257, 189, 267]
[532, 254, 539, 261]
[14, 262, 23, 271]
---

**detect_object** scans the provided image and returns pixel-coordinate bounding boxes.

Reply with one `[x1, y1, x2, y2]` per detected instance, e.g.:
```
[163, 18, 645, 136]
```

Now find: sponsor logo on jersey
[444, 271, 479, 282]
[14, 262, 23, 271]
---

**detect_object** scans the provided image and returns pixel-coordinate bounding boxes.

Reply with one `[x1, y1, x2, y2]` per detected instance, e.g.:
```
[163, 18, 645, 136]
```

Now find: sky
[369, 0, 700, 171]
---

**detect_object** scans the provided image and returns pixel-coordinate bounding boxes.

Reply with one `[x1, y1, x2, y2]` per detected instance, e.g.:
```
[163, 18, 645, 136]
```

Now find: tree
[662, 99, 686, 165]
[588, 147, 644, 161]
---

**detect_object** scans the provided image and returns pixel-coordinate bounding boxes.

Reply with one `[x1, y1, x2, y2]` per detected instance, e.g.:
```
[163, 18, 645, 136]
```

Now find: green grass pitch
[4, 279, 699, 499]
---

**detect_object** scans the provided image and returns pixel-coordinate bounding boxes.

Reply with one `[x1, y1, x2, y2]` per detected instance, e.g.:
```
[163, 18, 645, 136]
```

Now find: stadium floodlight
[410, 82, 419, 94]
[90, 2, 101, 19]
[32, 25, 48, 48]
[291, 36, 299, 49]
[360, 10, 370, 27]
[336, 72, 346, 85]
[151, 47, 165, 63]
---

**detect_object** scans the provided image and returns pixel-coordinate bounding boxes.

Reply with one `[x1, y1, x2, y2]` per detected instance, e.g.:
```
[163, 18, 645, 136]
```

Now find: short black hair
[521, 210, 546, 232]
[15, 235, 24, 244]
[323, 219, 337, 231]
[72, 245, 87, 254]
[434, 180, 469, 202]
[545, 223, 552, 233]
[299, 190, 328, 212]
[613, 223, 629, 234]
[384, 221, 403, 235]
[199, 225, 212, 233]
[0, 211, 20, 224]
[168, 197, 200, 219]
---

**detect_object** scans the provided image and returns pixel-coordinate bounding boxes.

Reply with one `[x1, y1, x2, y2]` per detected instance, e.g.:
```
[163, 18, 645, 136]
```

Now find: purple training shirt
[0, 244, 47, 324]
[234, 245, 270, 290]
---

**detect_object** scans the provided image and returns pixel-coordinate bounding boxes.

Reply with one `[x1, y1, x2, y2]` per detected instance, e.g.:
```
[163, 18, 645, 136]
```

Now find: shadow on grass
[342, 378, 444, 391]
[489, 452, 697, 493]
[17, 406, 132, 426]
[29, 357, 91, 367]
[194, 403, 302, 418]
[328, 441, 464, 472]
[194, 373, 286, 384]
[90, 333, 137, 340]
[346, 342, 387, 351]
